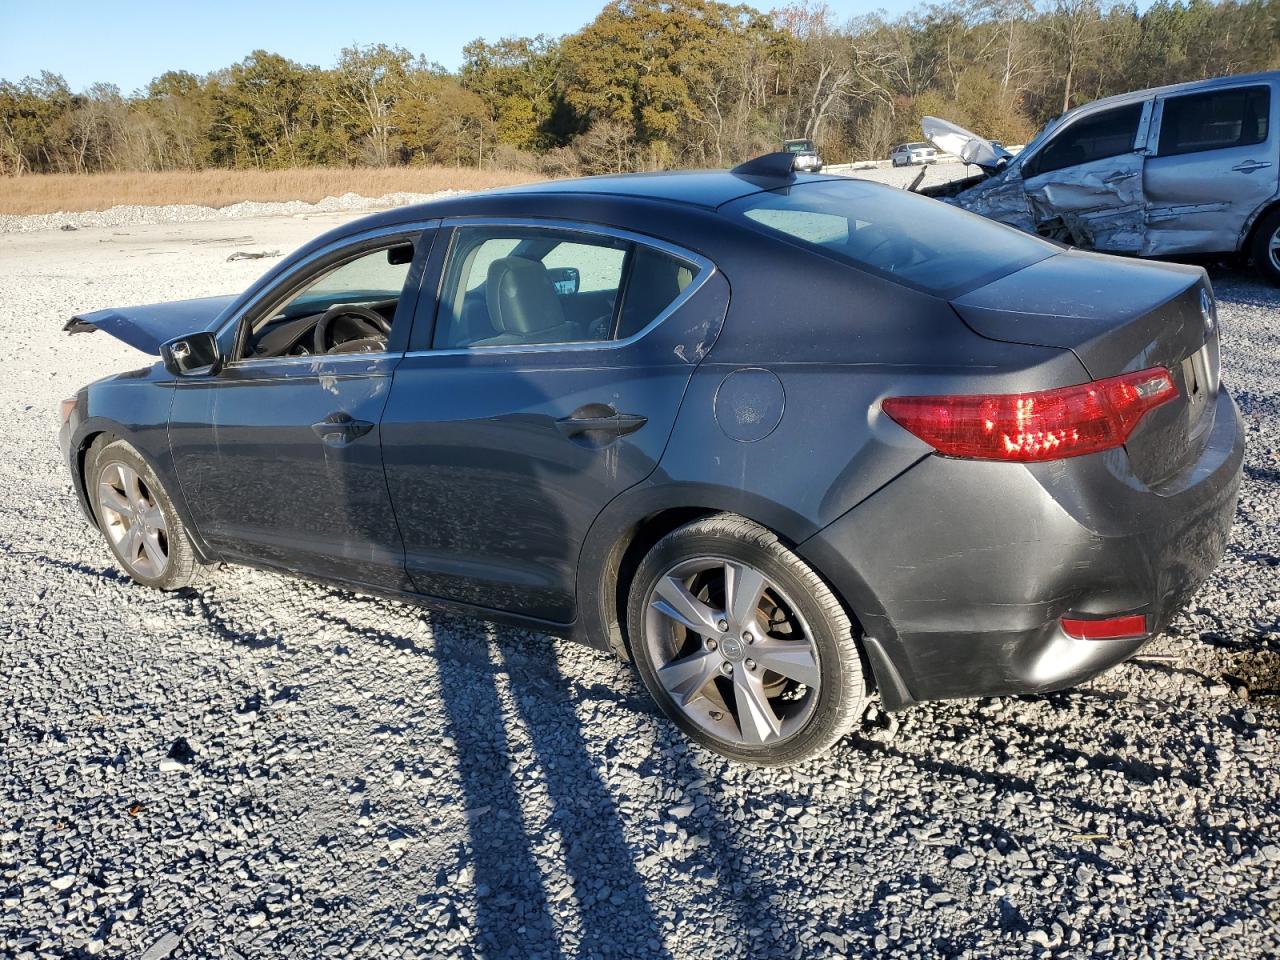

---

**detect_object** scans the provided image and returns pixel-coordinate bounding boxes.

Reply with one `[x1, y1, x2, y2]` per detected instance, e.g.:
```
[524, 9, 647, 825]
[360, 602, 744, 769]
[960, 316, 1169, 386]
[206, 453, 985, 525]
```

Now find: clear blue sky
[0, 0, 927, 93]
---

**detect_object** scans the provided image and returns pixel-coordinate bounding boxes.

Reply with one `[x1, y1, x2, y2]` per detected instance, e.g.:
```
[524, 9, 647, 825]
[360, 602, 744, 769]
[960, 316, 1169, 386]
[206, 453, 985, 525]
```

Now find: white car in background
[783, 138, 823, 172]
[890, 143, 938, 166]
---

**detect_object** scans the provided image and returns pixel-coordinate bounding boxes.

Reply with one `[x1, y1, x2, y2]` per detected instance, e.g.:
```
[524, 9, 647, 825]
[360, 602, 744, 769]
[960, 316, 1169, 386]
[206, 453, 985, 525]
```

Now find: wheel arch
[1242, 196, 1280, 256]
[70, 417, 217, 564]
[574, 482, 893, 702]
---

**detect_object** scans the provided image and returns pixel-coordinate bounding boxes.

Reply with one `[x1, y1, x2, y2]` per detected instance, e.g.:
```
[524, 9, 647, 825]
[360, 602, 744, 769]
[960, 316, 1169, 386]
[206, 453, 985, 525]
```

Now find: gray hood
[921, 117, 1013, 172]
[64, 295, 236, 354]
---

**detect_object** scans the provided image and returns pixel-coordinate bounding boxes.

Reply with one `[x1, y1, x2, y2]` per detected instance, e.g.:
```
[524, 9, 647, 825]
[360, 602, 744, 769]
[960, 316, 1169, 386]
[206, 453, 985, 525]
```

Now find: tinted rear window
[722, 179, 1056, 297]
[1158, 86, 1270, 157]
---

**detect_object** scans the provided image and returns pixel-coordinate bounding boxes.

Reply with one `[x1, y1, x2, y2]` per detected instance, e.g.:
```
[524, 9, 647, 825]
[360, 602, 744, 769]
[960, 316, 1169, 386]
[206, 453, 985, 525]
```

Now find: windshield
[722, 179, 1057, 298]
[784, 140, 814, 153]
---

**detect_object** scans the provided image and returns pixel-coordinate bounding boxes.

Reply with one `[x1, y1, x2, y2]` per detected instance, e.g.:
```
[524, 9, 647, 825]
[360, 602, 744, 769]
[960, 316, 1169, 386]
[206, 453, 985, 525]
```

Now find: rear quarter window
[722, 179, 1056, 298]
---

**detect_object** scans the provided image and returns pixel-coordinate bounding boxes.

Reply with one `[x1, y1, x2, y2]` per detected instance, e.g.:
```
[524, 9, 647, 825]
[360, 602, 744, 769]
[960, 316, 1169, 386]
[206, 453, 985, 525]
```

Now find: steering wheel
[313, 304, 392, 354]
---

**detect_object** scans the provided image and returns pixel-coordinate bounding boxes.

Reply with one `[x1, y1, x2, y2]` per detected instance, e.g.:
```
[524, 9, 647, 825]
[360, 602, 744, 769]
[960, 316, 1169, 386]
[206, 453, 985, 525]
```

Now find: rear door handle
[312, 412, 374, 445]
[1231, 159, 1272, 173]
[1103, 170, 1139, 184]
[556, 409, 648, 439]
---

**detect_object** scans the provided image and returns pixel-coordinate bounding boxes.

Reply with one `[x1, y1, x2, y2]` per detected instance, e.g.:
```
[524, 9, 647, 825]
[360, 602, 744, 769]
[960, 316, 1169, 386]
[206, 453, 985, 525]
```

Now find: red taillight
[881, 367, 1176, 462]
[1060, 614, 1149, 640]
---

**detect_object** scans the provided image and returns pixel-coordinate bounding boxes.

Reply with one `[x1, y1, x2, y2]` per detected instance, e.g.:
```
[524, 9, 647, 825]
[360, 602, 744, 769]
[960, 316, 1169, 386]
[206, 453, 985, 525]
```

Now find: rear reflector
[881, 367, 1176, 462]
[1060, 614, 1149, 640]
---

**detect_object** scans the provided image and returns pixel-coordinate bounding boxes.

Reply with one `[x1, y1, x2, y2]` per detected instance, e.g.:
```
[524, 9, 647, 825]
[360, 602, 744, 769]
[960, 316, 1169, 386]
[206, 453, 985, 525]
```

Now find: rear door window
[1027, 103, 1143, 177]
[431, 226, 699, 349]
[1157, 86, 1270, 157]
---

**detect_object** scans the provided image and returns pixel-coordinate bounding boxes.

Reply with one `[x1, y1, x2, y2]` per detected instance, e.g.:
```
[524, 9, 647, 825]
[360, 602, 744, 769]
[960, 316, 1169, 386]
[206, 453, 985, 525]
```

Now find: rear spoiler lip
[64, 294, 238, 355]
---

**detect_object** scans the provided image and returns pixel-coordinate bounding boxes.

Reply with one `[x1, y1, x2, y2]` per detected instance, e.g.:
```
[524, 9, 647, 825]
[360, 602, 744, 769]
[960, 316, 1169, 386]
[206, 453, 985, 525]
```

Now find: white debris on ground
[0, 172, 1277, 959]
[0, 190, 460, 234]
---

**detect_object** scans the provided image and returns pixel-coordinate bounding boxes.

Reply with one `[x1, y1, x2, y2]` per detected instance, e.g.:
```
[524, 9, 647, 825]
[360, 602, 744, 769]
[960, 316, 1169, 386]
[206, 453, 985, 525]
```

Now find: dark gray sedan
[59, 158, 1243, 765]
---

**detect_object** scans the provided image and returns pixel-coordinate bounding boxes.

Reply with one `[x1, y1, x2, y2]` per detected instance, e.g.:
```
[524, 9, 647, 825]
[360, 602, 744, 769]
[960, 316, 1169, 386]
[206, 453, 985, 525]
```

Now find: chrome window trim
[220, 351, 399, 372]
[214, 219, 441, 355]
[405, 217, 717, 358]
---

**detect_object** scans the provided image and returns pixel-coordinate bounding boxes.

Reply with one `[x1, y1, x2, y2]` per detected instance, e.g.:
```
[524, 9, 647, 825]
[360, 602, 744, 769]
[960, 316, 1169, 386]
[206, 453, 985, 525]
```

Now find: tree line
[2, 0, 1277, 178]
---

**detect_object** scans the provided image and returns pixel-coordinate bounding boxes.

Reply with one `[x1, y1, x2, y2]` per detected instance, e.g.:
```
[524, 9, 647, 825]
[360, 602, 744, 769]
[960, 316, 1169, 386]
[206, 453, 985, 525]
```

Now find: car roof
[365, 169, 840, 225]
[1061, 70, 1280, 122]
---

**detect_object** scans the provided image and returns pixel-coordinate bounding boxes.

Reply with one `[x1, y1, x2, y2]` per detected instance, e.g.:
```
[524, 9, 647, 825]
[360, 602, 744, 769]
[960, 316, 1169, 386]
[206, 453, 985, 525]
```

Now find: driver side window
[1025, 103, 1143, 179]
[242, 240, 415, 360]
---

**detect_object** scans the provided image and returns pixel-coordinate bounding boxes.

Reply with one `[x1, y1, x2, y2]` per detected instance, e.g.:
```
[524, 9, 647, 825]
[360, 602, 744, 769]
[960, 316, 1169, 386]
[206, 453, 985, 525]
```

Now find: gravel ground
[0, 190, 458, 235]
[1, 177, 1278, 960]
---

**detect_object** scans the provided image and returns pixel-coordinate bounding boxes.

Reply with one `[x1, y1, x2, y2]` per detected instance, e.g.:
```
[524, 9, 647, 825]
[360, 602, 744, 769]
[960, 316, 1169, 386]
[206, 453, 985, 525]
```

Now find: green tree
[207, 51, 319, 168]
[461, 35, 567, 150]
[560, 0, 769, 156]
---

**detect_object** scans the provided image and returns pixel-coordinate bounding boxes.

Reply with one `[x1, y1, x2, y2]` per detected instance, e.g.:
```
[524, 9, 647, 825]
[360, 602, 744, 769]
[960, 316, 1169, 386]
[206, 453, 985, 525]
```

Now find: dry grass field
[0, 166, 543, 215]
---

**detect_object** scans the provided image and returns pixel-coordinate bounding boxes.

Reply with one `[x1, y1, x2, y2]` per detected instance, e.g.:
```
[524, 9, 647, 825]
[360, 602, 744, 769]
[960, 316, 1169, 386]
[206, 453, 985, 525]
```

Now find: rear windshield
[721, 178, 1056, 297]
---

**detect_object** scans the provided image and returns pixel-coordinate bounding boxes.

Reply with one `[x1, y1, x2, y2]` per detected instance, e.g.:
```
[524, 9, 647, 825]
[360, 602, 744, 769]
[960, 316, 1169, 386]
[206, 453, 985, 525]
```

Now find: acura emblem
[1199, 287, 1216, 334]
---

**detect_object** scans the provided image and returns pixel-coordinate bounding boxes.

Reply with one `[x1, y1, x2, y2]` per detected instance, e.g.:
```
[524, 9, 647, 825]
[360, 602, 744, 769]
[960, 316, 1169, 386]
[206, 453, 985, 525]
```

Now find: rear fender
[574, 478, 909, 706]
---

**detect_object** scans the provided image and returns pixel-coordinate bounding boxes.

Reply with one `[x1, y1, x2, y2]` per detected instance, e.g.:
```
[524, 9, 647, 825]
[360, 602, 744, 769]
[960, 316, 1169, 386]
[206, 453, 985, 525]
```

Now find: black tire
[1251, 207, 1280, 286]
[626, 514, 868, 766]
[86, 436, 202, 590]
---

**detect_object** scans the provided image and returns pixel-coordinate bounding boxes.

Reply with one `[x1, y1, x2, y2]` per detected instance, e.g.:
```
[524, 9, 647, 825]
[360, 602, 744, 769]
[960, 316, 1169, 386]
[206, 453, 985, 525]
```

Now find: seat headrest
[485, 256, 566, 336]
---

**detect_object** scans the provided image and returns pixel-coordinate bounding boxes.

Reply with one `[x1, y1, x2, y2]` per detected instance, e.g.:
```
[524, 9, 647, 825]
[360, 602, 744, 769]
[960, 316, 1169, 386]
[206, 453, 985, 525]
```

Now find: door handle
[556, 408, 648, 440]
[1231, 160, 1272, 173]
[1102, 169, 1139, 184]
[311, 412, 374, 445]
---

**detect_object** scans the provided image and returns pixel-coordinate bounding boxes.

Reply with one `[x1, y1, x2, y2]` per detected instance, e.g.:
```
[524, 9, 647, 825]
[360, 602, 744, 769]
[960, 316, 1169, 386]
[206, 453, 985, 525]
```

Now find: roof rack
[730, 152, 797, 179]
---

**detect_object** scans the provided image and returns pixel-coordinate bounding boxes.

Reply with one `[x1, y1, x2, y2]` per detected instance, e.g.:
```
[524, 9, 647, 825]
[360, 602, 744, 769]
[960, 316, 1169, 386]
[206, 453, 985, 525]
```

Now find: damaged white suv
[919, 71, 1280, 284]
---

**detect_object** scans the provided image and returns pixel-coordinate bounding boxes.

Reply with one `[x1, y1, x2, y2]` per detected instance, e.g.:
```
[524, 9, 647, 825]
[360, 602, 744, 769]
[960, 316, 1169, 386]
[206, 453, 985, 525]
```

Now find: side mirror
[162, 331, 223, 377]
[387, 243, 414, 266]
[546, 266, 580, 296]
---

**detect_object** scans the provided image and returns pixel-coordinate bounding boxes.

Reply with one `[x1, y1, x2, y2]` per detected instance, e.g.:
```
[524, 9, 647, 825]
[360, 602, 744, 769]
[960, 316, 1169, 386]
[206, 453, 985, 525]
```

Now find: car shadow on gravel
[429, 618, 673, 959]
[9, 546, 130, 583]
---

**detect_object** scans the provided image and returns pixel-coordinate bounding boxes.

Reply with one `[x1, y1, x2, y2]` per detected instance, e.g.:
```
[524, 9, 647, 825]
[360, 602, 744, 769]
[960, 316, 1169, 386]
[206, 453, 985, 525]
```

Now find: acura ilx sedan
[59, 155, 1243, 765]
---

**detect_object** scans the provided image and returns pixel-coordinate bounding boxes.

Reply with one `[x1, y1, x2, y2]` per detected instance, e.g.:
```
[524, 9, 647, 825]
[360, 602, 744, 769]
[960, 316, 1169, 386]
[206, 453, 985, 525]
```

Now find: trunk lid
[64, 294, 236, 354]
[951, 250, 1220, 486]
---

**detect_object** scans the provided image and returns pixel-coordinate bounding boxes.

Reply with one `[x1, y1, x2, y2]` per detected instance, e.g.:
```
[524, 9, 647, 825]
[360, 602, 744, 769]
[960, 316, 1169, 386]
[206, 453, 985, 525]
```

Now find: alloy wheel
[643, 556, 821, 747]
[1269, 224, 1280, 273]
[97, 461, 169, 578]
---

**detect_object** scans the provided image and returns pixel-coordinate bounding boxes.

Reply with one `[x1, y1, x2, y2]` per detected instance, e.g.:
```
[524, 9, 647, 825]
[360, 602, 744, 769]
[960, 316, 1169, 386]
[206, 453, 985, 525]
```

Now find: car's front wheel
[87, 436, 202, 590]
[627, 515, 869, 765]
[1251, 207, 1280, 286]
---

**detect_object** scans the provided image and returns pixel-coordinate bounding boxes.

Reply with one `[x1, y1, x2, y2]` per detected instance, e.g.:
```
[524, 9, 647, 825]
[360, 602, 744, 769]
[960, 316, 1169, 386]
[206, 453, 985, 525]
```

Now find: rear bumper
[799, 389, 1244, 708]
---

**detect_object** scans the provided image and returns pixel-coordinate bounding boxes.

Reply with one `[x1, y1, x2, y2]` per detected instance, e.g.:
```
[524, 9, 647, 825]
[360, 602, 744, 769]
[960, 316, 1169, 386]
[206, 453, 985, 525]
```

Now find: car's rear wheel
[1251, 207, 1280, 286]
[87, 437, 201, 590]
[627, 515, 868, 765]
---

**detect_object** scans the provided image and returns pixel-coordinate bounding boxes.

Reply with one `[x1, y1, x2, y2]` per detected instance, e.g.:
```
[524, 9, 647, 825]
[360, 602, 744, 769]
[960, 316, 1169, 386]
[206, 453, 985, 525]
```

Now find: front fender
[62, 378, 219, 565]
